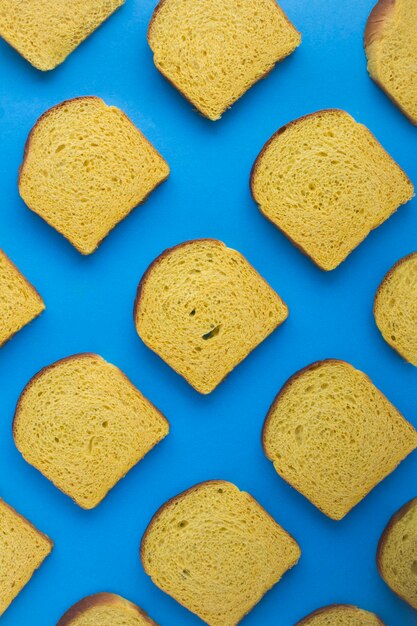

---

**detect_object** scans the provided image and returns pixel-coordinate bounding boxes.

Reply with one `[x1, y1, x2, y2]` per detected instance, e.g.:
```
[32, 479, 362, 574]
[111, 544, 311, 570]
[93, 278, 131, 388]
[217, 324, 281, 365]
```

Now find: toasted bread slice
[19, 97, 169, 255]
[262, 360, 417, 520]
[0, 249, 45, 347]
[365, 0, 417, 124]
[374, 252, 417, 366]
[0, 0, 125, 71]
[141, 480, 300, 626]
[134, 239, 288, 394]
[57, 593, 158, 626]
[13, 354, 169, 509]
[377, 498, 417, 608]
[147, 0, 300, 121]
[0, 498, 52, 616]
[296, 604, 385, 625]
[251, 109, 414, 270]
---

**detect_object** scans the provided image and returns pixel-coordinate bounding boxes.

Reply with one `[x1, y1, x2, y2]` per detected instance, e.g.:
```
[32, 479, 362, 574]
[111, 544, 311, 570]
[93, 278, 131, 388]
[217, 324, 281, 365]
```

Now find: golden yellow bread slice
[147, 0, 301, 121]
[134, 239, 288, 394]
[262, 360, 417, 520]
[13, 353, 169, 509]
[0, 498, 52, 616]
[0, 0, 125, 71]
[374, 252, 417, 366]
[251, 109, 414, 270]
[0, 249, 45, 347]
[57, 593, 158, 626]
[377, 497, 417, 608]
[365, 0, 417, 124]
[19, 97, 169, 255]
[141, 480, 300, 626]
[295, 604, 385, 626]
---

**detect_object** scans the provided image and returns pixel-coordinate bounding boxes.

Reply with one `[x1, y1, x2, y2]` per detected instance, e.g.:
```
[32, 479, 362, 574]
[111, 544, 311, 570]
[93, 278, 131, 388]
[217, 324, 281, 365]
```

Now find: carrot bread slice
[134, 239, 288, 394]
[141, 480, 300, 626]
[365, 0, 417, 124]
[19, 97, 169, 255]
[0, 249, 44, 347]
[57, 593, 158, 626]
[0, 0, 125, 71]
[147, 0, 300, 121]
[251, 109, 413, 270]
[13, 354, 169, 509]
[262, 360, 417, 520]
[295, 604, 385, 625]
[0, 498, 52, 616]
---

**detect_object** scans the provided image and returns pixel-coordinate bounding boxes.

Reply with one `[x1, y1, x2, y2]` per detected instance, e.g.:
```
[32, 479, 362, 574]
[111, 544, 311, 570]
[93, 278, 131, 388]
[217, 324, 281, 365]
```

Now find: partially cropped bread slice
[0, 0, 124, 71]
[296, 604, 385, 625]
[365, 0, 417, 124]
[13, 354, 169, 509]
[262, 360, 417, 520]
[57, 593, 158, 626]
[0, 498, 52, 616]
[141, 480, 300, 626]
[148, 0, 300, 121]
[251, 109, 414, 271]
[374, 252, 417, 366]
[0, 249, 45, 347]
[19, 97, 169, 255]
[377, 498, 417, 608]
[134, 239, 288, 394]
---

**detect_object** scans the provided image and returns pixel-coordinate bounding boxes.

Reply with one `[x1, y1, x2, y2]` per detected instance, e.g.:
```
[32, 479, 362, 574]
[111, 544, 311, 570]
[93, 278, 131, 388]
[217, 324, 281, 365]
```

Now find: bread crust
[56, 592, 157, 625]
[295, 604, 386, 625]
[0, 497, 53, 551]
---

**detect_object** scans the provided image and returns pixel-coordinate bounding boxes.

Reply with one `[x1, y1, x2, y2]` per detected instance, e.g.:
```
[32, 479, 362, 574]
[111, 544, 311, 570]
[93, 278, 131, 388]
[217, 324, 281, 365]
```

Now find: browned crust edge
[140, 479, 300, 623]
[146, 0, 301, 121]
[376, 497, 417, 608]
[0, 248, 45, 348]
[133, 238, 289, 394]
[18, 96, 170, 255]
[373, 251, 417, 365]
[12, 353, 169, 510]
[250, 109, 414, 270]
[295, 603, 386, 625]
[56, 592, 157, 626]
[261, 358, 417, 520]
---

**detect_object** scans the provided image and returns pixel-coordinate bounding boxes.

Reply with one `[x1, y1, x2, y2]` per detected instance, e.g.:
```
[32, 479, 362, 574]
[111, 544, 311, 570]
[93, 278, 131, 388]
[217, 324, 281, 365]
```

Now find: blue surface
[0, 1, 416, 625]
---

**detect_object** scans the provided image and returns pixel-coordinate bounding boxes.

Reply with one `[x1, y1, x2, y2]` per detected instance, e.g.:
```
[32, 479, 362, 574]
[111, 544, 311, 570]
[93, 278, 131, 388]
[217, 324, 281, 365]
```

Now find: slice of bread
[0, 0, 125, 71]
[147, 0, 300, 121]
[377, 498, 417, 608]
[57, 593, 158, 626]
[0, 249, 45, 347]
[13, 353, 169, 509]
[0, 498, 52, 616]
[251, 109, 414, 271]
[141, 480, 300, 626]
[374, 252, 417, 366]
[19, 97, 169, 255]
[134, 239, 288, 394]
[296, 604, 385, 625]
[262, 360, 417, 520]
[365, 0, 417, 124]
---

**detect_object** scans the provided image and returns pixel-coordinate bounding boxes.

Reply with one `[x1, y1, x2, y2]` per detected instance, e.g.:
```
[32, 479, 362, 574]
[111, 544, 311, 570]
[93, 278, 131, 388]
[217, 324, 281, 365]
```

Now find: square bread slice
[57, 593, 158, 626]
[0, 0, 125, 71]
[377, 498, 417, 609]
[365, 0, 417, 124]
[140, 480, 300, 626]
[0, 249, 45, 347]
[0, 498, 52, 616]
[147, 0, 301, 121]
[134, 239, 289, 394]
[13, 353, 169, 509]
[295, 604, 385, 626]
[18, 97, 170, 255]
[251, 109, 414, 270]
[262, 360, 417, 520]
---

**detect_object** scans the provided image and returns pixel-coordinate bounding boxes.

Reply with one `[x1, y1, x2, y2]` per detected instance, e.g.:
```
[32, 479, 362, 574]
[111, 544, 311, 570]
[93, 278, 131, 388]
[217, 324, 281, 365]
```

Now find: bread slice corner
[57, 592, 158, 625]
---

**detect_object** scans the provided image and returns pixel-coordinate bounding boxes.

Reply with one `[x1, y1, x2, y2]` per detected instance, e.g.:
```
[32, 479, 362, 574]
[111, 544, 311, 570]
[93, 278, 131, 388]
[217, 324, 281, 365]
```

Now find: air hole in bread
[202, 325, 221, 340]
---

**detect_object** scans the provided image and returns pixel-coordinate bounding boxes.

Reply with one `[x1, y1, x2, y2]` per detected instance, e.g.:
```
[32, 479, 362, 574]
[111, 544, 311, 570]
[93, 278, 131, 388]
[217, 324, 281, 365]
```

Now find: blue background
[0, 1, 416, 624]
